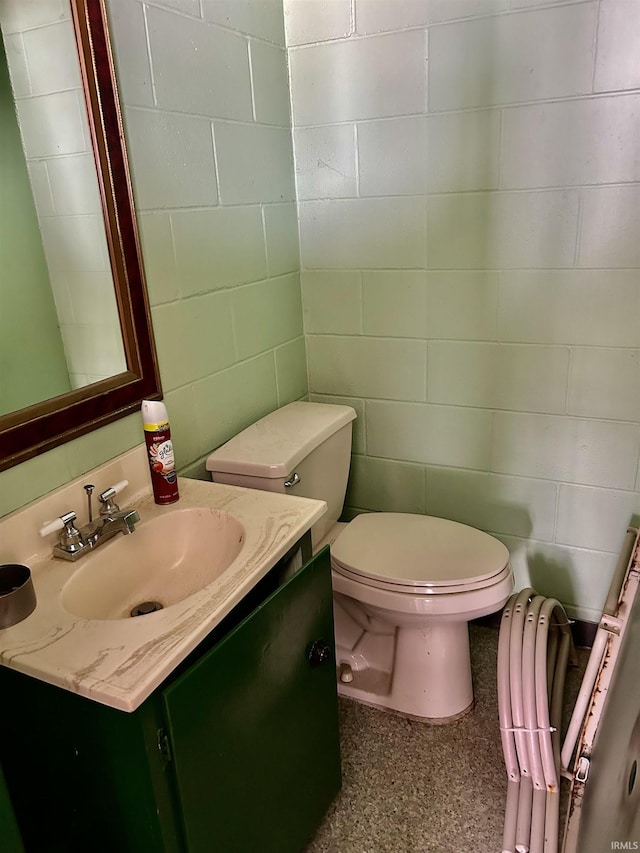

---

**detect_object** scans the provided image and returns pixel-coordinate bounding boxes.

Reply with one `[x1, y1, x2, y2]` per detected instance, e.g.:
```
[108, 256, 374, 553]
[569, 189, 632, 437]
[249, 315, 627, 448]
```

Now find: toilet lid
[331, 513, 509, 590]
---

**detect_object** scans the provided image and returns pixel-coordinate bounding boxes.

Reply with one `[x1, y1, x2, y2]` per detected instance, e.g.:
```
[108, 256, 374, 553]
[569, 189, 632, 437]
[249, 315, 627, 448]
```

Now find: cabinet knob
[307, 638, 331, 667]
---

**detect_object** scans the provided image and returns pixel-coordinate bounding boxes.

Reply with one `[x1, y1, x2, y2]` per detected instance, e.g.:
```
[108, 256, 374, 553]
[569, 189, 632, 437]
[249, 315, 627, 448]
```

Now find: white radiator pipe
[499, 592, 522, 853]
[499, 591, 573, 853]
[499, 589, 535, 853]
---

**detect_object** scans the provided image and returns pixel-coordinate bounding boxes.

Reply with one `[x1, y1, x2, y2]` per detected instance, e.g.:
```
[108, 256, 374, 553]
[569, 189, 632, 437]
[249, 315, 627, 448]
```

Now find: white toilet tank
[206, 402, 357, 548]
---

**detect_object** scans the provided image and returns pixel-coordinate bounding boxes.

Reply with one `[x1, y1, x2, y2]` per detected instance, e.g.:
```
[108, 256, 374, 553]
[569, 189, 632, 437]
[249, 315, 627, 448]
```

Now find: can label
[149, 439, 175, 477]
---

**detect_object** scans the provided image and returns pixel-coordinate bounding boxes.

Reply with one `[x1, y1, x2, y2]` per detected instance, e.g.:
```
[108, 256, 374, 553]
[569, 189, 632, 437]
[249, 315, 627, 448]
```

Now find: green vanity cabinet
[0, 546, 341, 852]
[0, 763, 24, 852]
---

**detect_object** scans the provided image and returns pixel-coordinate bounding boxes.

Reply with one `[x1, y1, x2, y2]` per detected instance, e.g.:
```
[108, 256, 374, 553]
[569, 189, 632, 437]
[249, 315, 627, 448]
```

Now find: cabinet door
[0, 763, 24, 853]
[163, 547, 341, 853]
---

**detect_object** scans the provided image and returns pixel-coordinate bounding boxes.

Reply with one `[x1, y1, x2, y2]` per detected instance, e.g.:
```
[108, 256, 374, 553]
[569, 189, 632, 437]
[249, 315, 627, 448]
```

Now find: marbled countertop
[0, 465, 326, 712]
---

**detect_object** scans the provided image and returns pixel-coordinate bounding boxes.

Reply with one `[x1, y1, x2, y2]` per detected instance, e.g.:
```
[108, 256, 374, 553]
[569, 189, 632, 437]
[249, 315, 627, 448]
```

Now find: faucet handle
[98, 480, 129, 515]
[109, 479, 129, 496]
[39, 511, 76, 538]
[40, 511, 87, 559]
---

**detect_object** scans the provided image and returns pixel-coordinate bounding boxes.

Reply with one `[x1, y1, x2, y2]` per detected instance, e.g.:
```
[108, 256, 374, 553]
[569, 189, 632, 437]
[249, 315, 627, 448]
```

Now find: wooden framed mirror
[0, 0, 161, 472]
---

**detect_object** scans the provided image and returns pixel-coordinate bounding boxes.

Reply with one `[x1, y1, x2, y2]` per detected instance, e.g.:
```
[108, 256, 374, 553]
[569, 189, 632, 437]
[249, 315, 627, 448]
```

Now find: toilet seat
[331, 512, 510, 595]
[332, 560, 513, 596]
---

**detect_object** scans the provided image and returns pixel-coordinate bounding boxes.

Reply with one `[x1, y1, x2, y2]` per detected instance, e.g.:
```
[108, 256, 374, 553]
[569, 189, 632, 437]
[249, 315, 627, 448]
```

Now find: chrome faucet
[84, 484, 140, 549]
[40, 480, 139, 562]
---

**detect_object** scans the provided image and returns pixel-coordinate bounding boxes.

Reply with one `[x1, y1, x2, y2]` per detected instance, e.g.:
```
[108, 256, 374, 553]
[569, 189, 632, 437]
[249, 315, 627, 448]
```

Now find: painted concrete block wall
[0, 0, 305, 518]
[287, 0, 640, 621]
[109, 0, 306, 479]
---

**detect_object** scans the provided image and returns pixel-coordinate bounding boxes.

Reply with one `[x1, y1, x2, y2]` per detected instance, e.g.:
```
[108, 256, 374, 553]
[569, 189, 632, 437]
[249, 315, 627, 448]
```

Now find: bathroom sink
[61, 507, 245, 620]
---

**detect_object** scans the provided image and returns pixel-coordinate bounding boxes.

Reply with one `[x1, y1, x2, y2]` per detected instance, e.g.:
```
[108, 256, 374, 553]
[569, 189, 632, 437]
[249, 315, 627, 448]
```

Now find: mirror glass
[0, 0, 161, 470]
[0, 2, 126, 415]
[0, 9, 126, 414]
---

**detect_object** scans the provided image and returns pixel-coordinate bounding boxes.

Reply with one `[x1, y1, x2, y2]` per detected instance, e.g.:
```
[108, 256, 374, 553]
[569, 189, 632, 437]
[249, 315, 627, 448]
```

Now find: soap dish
[0, 564, 37, 629]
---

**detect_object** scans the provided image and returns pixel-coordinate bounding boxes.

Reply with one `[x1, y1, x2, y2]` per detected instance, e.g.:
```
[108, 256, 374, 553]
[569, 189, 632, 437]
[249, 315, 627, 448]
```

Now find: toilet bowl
[206, 401, 513, 723]
[325, 513, 513, 721]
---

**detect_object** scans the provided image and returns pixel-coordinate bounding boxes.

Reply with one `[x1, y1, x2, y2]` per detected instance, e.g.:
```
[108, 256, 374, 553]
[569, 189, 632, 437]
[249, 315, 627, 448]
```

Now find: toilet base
[334, 611, 476, 723]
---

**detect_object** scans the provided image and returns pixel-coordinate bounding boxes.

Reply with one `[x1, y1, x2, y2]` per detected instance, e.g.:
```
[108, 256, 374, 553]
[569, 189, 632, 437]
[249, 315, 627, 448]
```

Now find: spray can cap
[141, 399, 169, 429]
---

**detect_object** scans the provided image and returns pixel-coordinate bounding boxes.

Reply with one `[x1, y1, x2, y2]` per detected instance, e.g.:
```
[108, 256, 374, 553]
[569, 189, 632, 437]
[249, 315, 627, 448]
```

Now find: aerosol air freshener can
[141, 400, 179, 505]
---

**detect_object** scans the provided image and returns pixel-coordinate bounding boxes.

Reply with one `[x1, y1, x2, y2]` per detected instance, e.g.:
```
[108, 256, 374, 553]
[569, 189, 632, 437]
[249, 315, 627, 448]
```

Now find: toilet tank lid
[206, 402, 356, 479]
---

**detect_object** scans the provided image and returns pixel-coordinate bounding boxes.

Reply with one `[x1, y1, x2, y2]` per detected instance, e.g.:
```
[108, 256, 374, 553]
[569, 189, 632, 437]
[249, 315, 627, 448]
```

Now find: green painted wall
[0, 39, 70, 415]
[287, 0, 640, 622]
[0, 1, 305, 518]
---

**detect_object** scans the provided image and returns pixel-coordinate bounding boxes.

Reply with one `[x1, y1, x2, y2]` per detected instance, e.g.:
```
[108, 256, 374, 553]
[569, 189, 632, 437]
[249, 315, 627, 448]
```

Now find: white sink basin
[61, 507, 245, 620]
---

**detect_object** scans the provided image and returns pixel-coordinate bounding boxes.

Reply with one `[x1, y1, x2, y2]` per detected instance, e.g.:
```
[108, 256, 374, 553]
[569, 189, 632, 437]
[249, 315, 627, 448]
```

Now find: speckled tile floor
[307, 625, 588, 853]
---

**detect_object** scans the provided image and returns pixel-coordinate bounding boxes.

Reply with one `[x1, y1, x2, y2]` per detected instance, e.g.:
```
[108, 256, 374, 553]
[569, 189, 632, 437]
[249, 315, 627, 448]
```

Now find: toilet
[206, 401, 513, 723]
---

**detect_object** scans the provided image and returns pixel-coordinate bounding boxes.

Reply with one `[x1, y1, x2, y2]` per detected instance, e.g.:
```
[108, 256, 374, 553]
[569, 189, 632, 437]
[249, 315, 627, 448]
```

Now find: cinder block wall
[287, 0, 640, 621]
[110, 0, 306, 479]
[0, 0, 306, 515]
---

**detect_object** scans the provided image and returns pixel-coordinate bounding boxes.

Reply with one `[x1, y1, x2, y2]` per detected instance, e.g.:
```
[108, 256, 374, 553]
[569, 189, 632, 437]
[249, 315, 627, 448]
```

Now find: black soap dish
[0, 564, 37, 629]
